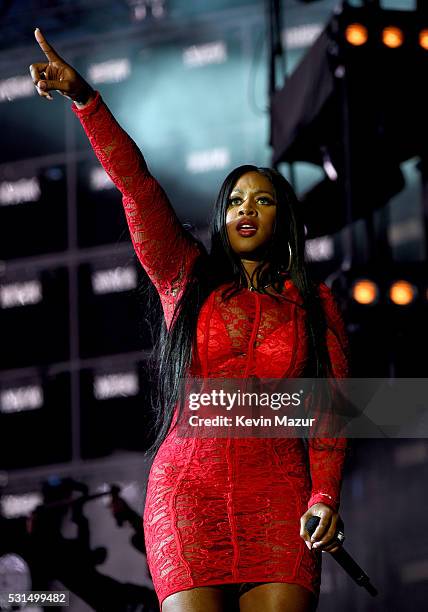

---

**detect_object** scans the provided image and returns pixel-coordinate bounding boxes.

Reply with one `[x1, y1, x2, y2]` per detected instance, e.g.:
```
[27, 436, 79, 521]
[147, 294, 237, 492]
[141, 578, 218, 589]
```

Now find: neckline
[213, 280, 304, 306]
[218, 278, 293, 294]
[244, 280, 291, 297]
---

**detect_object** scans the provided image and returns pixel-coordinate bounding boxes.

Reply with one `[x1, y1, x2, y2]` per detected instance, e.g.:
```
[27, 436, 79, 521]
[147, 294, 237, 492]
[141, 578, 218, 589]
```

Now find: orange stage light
[419, 29, 428, 50]
[382, 26, 404, 49]
[351, 280, 378, 305]
[389, 280, 416, 305]
[345, 23, 368, 47]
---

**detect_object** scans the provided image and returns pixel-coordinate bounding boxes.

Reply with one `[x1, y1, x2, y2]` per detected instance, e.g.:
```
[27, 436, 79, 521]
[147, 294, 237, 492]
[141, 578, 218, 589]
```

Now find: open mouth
[236, 219, 258, 236]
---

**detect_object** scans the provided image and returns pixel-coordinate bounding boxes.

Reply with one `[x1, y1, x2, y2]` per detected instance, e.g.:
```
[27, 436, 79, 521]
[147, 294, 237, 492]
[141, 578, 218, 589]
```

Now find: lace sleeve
[307, 283, 350, 512]
[71, 91, 202, 328]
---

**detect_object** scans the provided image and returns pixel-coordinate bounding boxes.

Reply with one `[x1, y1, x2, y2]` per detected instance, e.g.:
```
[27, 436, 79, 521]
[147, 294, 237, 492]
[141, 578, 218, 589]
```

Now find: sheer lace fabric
[73, 93, 349, 609]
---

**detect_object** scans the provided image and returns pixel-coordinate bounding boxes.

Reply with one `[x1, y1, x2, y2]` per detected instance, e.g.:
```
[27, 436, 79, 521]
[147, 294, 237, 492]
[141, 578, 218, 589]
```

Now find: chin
[234, 244, 269, 259]
[232, 246, 259, 257]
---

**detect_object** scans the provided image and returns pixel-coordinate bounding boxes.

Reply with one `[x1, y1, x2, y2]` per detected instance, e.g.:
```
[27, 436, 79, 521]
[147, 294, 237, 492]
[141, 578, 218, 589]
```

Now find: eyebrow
[230, 189, 275, 196]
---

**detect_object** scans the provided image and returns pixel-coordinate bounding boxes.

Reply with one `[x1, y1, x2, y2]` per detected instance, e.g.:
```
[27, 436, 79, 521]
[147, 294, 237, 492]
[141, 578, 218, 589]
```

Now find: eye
[257, 197, 275, 205]
[228, 197, 241, 206]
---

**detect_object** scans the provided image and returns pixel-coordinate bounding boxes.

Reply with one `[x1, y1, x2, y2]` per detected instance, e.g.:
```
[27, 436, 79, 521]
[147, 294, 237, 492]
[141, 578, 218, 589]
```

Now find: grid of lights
[345, 22, 428, 50]
[350, 279, 421, 306]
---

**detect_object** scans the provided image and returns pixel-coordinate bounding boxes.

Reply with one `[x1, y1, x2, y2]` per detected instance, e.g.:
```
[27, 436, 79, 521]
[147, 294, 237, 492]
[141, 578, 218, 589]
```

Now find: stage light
[282, 24, 323, 50]
[88, 58, 131, 85]
[0, 385, 43, 413]
[345, 23, 369, 47]
[419, 29, 428, 50]
[389, 280, 416, 305]
[127, 0, 166, 21]
[0, 75, 35, 102]
[0, 177, 40, 205]
[183, 41, 227, 68]
[91, 266, 137, 294]
[93, 371, 139, 400]
[306, 236, 334, 261]
[1, 493, 42, 518]
[0, 280, 42, 308]
[382, 26, 404, 49]
[89, 167, 114, 191]
[321, 147, 338, 181]
[186, 147, 230, 173]
[351, 279, 378, 305]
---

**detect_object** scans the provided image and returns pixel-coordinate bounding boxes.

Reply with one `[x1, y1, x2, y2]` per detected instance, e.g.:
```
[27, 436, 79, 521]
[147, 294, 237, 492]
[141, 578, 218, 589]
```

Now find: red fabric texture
[73, 93, 350, 609]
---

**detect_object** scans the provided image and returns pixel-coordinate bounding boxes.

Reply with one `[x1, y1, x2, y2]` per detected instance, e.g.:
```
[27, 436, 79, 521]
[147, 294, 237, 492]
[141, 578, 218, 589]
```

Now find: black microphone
[305, 516, 378, 597]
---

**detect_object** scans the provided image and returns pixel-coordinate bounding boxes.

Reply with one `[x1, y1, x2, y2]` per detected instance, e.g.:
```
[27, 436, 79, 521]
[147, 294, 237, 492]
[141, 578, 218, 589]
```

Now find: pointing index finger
[34, 28, 61, 62]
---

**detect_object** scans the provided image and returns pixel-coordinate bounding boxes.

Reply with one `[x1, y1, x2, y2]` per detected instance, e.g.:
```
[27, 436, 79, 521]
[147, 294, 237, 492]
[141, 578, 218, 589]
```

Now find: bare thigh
[239, 583, 318, 612]
[162, 586, 235, 612]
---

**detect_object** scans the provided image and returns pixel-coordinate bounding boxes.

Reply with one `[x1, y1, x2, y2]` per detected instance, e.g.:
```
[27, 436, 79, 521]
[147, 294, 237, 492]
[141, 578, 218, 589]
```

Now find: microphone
[305, 516, 378, 597]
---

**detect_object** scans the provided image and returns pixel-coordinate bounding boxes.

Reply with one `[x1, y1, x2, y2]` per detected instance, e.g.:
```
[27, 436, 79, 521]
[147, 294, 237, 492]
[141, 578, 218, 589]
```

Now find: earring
[285, 242, 292, 272]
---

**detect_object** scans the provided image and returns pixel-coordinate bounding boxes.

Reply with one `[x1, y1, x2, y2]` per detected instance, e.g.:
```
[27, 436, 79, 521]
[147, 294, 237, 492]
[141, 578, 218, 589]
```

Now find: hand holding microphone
[300, 502, 345, 553]
[304, 515, 378, 597]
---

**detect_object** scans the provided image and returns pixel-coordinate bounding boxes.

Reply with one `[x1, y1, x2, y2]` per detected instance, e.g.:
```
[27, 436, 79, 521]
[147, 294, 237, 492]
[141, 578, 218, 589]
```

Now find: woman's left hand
[299, 503, 344, 554]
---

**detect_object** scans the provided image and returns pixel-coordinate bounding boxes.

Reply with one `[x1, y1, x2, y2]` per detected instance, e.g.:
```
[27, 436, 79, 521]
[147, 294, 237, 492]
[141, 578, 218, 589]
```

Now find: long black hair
[144, 165, 335, 459]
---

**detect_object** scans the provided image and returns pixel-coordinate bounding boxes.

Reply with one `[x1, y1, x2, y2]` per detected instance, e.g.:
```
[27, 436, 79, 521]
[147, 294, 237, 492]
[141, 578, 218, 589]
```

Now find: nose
[238, 198, 257, 215]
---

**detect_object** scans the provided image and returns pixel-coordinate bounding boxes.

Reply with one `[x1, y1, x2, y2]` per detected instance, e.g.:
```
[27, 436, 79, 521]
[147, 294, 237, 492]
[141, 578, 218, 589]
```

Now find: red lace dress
[73, 93, 349, 610]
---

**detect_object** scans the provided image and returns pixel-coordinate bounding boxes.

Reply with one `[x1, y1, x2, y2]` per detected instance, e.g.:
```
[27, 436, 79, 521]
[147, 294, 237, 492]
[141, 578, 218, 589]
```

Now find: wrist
[73, 85, 96, 108]
[308, 492, 339, 512]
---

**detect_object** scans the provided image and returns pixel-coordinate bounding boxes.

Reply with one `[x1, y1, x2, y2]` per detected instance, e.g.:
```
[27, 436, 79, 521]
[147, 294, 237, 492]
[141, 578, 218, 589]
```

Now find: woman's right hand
[29, 28, 95, 106]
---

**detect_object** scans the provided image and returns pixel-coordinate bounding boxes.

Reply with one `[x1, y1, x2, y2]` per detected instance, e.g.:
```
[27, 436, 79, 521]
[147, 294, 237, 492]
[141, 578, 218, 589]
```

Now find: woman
[30, 29, 349, 612]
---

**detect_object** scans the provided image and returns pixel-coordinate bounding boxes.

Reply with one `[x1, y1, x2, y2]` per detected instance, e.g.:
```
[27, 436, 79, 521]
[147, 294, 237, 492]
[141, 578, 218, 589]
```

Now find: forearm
[71, 91, 152, 195]
[308, 437, 347, 512]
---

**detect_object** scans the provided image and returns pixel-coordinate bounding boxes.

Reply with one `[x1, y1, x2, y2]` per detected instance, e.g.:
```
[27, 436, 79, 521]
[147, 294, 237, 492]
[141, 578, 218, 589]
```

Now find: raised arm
[30, 29, 202, 328]
[71, 92, 202, 326]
